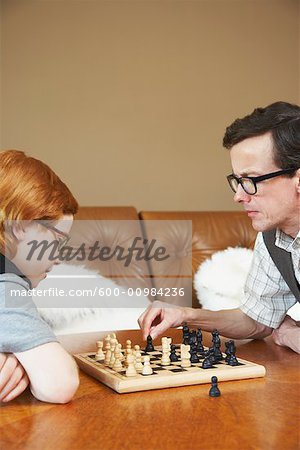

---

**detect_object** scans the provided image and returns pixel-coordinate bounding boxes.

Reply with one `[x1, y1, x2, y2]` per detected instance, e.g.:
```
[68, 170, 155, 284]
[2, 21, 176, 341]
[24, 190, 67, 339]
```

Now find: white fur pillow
[194, 247, 300, 321]
[36, 264, 151, 333]
[194, 247, 253, 310]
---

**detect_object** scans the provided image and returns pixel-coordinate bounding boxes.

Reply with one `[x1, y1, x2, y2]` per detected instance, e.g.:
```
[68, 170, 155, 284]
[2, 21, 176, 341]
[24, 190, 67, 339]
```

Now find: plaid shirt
[241, 229, 300, 328]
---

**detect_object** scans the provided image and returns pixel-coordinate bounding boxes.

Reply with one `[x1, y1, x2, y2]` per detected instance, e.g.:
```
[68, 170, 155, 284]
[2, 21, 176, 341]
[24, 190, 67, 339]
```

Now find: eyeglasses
[227, 168, 298, 195]
[35, 220, 70, 250]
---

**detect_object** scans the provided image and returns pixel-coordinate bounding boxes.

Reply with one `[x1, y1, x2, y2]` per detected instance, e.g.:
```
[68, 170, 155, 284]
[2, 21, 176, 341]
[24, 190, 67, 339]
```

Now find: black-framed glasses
[35, 220, 70, 250]
[227, 168, 298, 195]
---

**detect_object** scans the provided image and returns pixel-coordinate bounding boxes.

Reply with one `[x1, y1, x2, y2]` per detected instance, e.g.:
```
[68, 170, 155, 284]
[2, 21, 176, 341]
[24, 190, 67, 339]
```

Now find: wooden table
[0, 329, 299, 450]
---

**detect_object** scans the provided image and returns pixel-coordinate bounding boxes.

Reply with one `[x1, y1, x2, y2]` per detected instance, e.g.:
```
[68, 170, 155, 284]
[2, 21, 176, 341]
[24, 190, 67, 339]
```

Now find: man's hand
[138, 301, 187, 340]
[272, 315, 300, 354]
[0, 353, 29, 403]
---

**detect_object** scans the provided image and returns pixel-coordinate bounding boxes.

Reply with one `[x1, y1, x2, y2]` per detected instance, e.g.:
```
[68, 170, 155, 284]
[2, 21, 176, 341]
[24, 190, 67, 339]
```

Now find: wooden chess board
[74, 345, 266, 394]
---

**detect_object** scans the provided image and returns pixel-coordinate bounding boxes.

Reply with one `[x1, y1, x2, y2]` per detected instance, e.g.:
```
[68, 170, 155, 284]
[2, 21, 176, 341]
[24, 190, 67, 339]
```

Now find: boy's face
[10, 215, 74, 288]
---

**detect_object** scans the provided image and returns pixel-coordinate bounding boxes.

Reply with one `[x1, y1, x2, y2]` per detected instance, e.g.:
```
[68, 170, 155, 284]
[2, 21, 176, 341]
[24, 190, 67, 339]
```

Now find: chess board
[74, 345, 266, 394]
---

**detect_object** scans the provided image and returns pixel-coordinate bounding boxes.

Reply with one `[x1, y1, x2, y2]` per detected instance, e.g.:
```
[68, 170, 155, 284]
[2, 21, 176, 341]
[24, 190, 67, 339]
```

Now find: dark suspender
[263, 230, 300, 302]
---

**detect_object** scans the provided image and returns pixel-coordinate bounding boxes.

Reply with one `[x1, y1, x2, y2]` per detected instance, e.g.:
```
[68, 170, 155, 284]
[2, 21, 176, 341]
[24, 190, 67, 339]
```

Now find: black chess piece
[202, 355, 213, 369]
[209, 376, 221, 397]
[182, 323, 190, 345]
[196, 328, 205, 354]
[226, 340, 239, 366]
[207, 347, 217, 365]
[190, 345, 199, 363]
[170, 344, 179, 362]
[211, 329, 223, 362]
[225, 341, 231, 363]
[145, 335, 155, 352]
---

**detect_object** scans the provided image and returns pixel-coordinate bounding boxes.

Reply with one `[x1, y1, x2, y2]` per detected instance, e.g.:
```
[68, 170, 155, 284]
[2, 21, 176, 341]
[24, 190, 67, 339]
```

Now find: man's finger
[142, 308, 163, 340]
[150, 319, 170, 340]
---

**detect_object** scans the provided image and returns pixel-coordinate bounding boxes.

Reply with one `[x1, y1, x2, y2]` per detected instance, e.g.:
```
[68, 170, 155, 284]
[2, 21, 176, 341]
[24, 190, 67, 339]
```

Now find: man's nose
[233, 184, 251, 203]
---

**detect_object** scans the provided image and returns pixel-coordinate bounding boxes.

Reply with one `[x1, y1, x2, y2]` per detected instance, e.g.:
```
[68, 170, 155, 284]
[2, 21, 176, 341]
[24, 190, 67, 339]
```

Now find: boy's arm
[15, 342, 79, 404]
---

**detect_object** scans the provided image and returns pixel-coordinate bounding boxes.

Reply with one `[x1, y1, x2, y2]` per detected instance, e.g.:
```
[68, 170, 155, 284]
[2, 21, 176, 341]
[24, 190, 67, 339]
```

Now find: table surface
[0, 329, 299, 450]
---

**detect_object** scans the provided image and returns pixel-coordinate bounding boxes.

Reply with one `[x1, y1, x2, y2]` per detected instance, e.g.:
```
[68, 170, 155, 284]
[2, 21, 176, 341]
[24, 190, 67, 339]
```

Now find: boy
[0, 150, 80, 403]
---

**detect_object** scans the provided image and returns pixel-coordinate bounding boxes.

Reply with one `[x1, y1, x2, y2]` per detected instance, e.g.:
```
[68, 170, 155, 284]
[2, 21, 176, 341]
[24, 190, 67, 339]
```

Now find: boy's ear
[11, 224, 26, 241]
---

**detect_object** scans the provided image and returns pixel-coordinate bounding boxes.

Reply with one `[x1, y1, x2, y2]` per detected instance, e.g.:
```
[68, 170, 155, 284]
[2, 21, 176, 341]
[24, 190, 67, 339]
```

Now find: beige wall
[1, 0, 299, 211]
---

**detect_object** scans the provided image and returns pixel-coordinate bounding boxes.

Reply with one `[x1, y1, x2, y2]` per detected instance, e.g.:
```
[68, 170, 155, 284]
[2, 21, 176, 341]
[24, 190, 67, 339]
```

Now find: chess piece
[170, 344, 179, 362]
[104, 334, 111, 352]
[209, 376, 221, 397]
[182, 323, 190, 345]
[113, 344, 123, 371]
[104, 345, 112, 366]
[109, 339, 117, 368]
[125, 353, 137, 377]
[196, 328, 205, 354]
[226, 340, 239, 366]
[125, 348, 133, 368]
[202, 354, 213, 369]
[180, 344, 191, 368]
[126, 340, 132, 353]
[95, 341, 105, 361]
[161, 337, 171, 365]
[134, 345, 143, 372]
[212, 329, 223, 361]
[145, 335, 155, 352]
[142, 355, 153, 375]
[190, 345, 199, 363]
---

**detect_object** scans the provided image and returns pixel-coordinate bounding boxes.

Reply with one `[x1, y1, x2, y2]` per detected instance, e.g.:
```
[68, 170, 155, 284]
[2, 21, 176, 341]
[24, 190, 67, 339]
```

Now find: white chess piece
[125, 353, 137, 377]
[161, 337, 171, 365]
[95, 341, 105, 361]
[109, 339, 117, 368]
[134, 345, 143, 372]
[142, 355, 153, 375]
[180, 344, 191, 368]
[113, 344, 123, 371]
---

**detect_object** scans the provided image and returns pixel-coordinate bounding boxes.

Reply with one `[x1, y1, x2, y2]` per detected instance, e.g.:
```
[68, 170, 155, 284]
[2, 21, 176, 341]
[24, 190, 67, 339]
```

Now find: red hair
[0, 150, 78, 254]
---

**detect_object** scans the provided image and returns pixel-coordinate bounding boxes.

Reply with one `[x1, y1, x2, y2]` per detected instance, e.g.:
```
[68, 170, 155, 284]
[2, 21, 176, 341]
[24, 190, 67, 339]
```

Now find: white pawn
[142, 355, 153, 375]
[125, 353, 137, 377]
[113, 344, 123, 371]
[134, 345, 143, 372]
[95, 341, 105, 361]
[125, 348, 132, 368]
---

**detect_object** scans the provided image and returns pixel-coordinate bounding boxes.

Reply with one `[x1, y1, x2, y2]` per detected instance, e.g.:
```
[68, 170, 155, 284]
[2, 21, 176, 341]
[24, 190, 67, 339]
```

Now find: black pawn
[196, 328, 205, 354]
[145, 335, 155, 352]
[202, 355, 213, 369]
[170, 344, 179, 362]
[209, 376, 221, 397]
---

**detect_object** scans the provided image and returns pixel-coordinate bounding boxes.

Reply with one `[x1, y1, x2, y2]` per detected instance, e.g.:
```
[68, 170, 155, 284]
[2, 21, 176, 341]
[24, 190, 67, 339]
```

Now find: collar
[0, 253, 32, 289]
[275, 229, 300, 253]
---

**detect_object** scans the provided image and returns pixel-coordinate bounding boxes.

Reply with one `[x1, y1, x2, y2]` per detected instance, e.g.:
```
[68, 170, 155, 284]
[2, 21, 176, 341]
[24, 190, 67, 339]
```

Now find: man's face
[230, 132, 300, 236]
[10, 215, 74, 288]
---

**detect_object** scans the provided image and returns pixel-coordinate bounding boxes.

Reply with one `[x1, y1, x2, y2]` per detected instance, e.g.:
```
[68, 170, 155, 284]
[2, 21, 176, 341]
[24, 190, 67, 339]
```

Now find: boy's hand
[0, 353, 30, 403]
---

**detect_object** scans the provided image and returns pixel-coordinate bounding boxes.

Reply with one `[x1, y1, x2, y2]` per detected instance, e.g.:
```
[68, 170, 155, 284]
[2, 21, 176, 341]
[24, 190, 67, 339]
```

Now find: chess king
[0, 150, 79, 403]
[139, 101, 300, 354]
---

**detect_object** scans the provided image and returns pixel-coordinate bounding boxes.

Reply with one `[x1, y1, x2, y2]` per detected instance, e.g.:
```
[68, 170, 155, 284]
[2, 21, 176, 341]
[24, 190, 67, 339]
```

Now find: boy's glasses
[35, 220, 70, 250]
[227, 168, 297, 195]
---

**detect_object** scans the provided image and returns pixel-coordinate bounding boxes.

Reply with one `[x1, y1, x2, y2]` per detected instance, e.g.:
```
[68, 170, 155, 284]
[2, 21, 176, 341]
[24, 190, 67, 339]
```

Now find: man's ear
[296, 169, 300, 194]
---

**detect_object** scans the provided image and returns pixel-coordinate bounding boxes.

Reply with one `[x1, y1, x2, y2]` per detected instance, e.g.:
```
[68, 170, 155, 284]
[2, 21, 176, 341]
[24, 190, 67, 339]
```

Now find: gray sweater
[0, 273, 57, 353]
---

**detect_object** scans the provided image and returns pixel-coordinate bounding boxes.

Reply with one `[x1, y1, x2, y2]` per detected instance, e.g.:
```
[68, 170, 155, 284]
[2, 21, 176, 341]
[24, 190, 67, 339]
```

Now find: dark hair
[223, 101, 300, 171]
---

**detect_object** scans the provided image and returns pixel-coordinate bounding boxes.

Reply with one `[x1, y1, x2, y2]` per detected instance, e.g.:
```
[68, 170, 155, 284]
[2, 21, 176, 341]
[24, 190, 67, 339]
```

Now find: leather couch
[72, 207, 257, 308]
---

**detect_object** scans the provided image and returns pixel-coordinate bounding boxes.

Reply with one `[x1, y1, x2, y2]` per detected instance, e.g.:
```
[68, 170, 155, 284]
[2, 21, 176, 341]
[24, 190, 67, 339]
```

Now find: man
[139, 101, 300, 354]
[0, 150, 80, 403]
